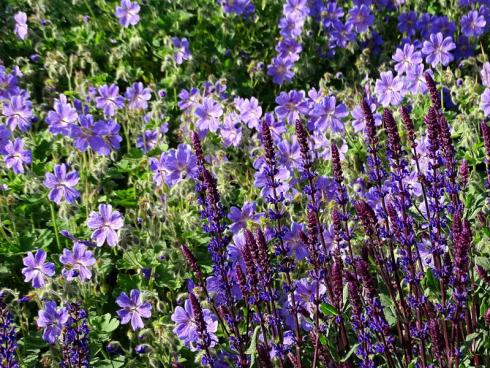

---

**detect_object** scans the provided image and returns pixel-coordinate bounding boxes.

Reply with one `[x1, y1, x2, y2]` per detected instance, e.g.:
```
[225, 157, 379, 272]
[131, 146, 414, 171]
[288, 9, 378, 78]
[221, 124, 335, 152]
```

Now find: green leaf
[341, 343, 359, 362]
[320, 303, 339, 316]
[475, 256, 490, 270]
[91, 356, 125, 368]
[246, 326, 261, 367]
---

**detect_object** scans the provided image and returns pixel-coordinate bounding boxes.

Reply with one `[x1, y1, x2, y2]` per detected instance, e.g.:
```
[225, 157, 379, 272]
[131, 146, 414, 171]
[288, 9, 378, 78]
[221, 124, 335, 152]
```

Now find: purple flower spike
[37, 301, 68, 344]
[43, 164, 80, 204]
[14, 12, 28, 40]
[87, 204, 124, 247]
[116, 289, 152, 331]
[115, 0, 140, 27]
[59, 243, 96, 281]
[3, 138, 31, 174]
[21, 249, 55, 289]
[421, 32, 455, 67]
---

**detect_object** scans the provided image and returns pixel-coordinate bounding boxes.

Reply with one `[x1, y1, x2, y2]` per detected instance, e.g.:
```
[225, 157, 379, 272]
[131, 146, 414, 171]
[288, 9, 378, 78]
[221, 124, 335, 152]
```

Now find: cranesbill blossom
[227, 201, 264, 234]
[37, 301, 68, 344]
[171, 298, 218, 351]
[346, 5, 374, 33]
[397, 11, 418, 37]
[219, 0, 255, 16]
[172, 37, 191, 65]
[275, 90, 304, 123]
[43, 164, 80, 204]
[2, 95, 32, 131]
[115, 0, 140, 27]
[136, 129, 159, 152]
[392, 44, 422, 75]
[220, 112, 242, 148]
[460, 10, 486, 38]
[481, 89, 490, 116]
[235, 97, 262, 129]
[14, 12, 28, 40]
[87, 204, 124, 247]
[375, 71, 405, 107]
[309, 95, 348, 132]
[71, 114, 107, 154]
[95, 84, 125, 116]
[421, 32, 455, 67]
[93, 119, 122, 154]
[195, 97, 223, 133]
[0, 125, 11, 154]
[125, 82, 151, 110]
[59, 244, 96, 281]
[21, 249, 55, 288]
[3, 138, 31, 174]
[481, 62, 490, 87]
[116, 289, 152, 331]
[267, 57, 295, 85]
[46, 94, 78, 136]
[149, 144, 199, 187]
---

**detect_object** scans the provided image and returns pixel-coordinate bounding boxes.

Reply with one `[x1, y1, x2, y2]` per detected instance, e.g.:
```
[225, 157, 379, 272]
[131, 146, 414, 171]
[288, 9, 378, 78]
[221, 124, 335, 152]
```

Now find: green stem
[50, 202, 62, 252]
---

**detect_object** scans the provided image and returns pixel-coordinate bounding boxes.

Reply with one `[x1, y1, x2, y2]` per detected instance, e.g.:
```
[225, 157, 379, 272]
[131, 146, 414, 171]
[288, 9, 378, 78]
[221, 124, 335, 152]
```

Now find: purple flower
[46, 94, 78, 136]
[219, 0, 255, 16]
[284, 222, 308, 260]
[398, 11, 418, 37]
[59, 243, 96, 281]
[309, 95, 348, 133]
[43, 164, 80, 204]
[321, 2, 344, 29]
[406, 64, 429, 95]
[71, 114, 105, 154]
[392, 44, 422, 75]
[125, 82, 151, 110]
[482, 62, 490, 88]
[178, 88, 199, 111]
[267, 57, 295, 85]
[0, 125, 11, 154]
[481, 88, 490, 116]
[461, 10, 486, 38]
[421, 33, 455, 67]
[87, 204, 124, 247]
[195, 97, 223, 133]
[331, 22, 356, 48]
[220, 112, 242, 148]
[171, 298, 218, 351]
[149, 144, 199, 187]
[235, 97, 262, 130]
[116, 289, 152, 331]
[275, 90, 304, 123]
[95, 84, 125, 116]
[375, 71, 405, 107]
[21, 249, 55, 289]
[351, 100, 382, 133]
[346, 5, 374, 33]
[37, 301, 68, 344]
[2, 94, 32, 132]
[227, 201, 264, 234]
[115, 0, 140, 27]
[277, 138, 301, 170]
[172, 37, 191, 65]
[93, 119, 122, 153]
[14, 12, 28, 40]
[3, 138, 31, 174]
[136, 129, 159, 152]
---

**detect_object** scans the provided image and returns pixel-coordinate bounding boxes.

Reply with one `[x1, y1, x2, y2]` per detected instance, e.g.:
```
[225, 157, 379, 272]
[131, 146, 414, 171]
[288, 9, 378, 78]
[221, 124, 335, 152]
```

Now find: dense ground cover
[1, 0, 490, 367]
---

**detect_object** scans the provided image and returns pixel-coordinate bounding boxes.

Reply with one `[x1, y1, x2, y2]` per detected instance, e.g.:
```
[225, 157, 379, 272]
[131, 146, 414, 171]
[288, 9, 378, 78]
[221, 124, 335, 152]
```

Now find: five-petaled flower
[21, 249, 55, 288]
[37, 301, 68, 344]
[43, 163, 80, 204]
[87, 204, 124, 247]
[116, 289, 152, 331]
